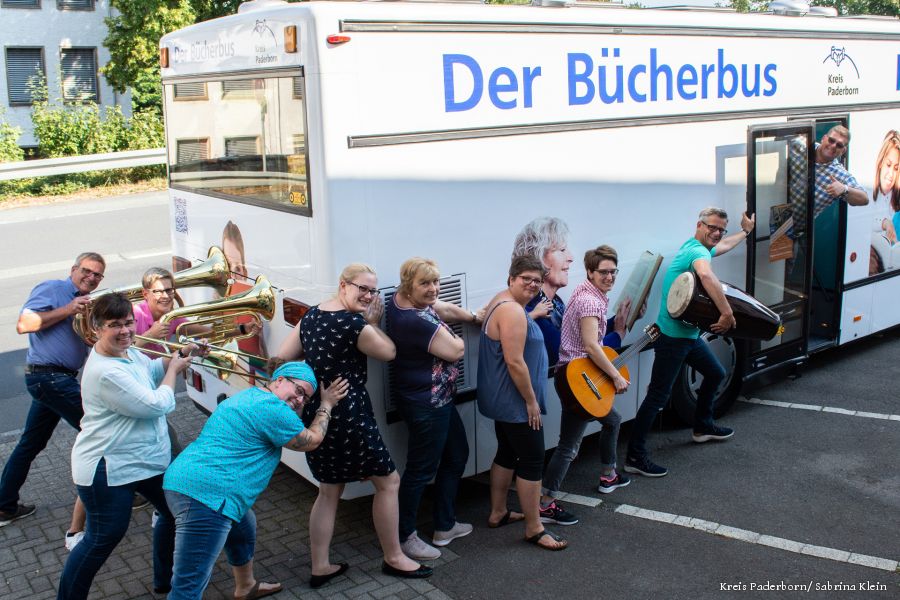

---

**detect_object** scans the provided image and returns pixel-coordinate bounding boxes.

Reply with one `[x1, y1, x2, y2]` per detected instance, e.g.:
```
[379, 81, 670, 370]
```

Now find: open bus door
[744, 122, 816, 379]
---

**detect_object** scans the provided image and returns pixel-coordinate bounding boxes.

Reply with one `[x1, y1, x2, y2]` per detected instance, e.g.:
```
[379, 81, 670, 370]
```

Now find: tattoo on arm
[288, 416, 329, 451]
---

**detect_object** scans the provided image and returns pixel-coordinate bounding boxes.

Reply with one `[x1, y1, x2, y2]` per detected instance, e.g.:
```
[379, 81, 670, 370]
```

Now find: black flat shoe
[309, 562, 349, 589]
[381, 561, 433, 579]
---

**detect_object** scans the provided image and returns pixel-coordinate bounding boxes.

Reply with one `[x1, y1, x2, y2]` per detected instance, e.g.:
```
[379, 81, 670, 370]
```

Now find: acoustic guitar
[562, 324, 661, 419]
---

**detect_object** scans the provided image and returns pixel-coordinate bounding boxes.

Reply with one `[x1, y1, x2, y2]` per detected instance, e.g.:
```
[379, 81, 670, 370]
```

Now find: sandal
[488, 510, 525, 529]
[525, 529, 568, 551]
[234, 581, 283, 600]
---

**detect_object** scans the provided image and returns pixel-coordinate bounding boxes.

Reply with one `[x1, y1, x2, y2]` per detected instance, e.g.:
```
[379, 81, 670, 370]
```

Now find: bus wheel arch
[669, 333, 744, 425]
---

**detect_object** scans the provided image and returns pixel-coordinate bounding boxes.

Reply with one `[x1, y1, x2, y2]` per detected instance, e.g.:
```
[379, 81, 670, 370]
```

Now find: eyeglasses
[701, 221, 728, 235]
[286, 378, 310, 401]
[826, 136, 847, 150]
[593, 269, 619, 277]
[517, 275, 544, 287]
[347, 281, 378, 297]
[149, 288, 176, 297]
[102, 319, 135, 330]
[79, 267, 105, 280]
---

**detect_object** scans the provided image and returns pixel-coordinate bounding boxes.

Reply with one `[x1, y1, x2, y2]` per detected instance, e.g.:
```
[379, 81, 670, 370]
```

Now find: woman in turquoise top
[477, 255, 567, 551]
[163, 362, 348, 600]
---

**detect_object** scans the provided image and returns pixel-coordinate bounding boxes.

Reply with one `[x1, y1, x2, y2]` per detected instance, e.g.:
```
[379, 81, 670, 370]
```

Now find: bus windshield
[162, 72, 310, 215]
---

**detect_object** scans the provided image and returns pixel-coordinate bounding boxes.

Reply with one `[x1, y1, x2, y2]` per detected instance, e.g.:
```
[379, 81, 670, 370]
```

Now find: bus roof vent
[238, 0, 288, 14]
[769, 0, 810, 16]
[808, 6, 838, 16]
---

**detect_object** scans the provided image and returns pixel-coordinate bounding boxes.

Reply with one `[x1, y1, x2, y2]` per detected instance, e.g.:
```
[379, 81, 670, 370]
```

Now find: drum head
[667, 272, 696, 319]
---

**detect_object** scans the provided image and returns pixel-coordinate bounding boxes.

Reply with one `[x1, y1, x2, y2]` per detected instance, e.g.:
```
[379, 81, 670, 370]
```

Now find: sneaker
[597, 470, 631, 494]
[132, 495, 150, 511]
[64, 531, 85, 552]
[400, 531, 442, 560]
[692, 424, 734, 443]
[151, 510, 160, 528]
[539, 500, 579, 525]
[0, 503, 36, 527]
[432, 521, 473, 547]
[624, 456, 668, 478]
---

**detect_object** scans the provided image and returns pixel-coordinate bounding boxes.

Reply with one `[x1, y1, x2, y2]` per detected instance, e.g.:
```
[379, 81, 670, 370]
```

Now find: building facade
[0, 0, 130, 148]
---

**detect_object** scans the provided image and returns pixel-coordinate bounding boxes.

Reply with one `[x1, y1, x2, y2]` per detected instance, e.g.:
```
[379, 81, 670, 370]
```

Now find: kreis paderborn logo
[823, 46, 859, 98]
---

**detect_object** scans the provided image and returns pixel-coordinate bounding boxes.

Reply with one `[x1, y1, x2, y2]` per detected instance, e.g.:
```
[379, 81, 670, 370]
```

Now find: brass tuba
[73, 246, 232, 344]
[160, 275, 276, 346]
[132, 336, 244, 382]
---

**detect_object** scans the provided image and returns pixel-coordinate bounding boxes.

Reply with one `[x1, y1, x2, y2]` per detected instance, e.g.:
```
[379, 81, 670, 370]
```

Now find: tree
[813, 0, 900, 16]
[102, 0, 196, 112]
[190, 0, 242, 22]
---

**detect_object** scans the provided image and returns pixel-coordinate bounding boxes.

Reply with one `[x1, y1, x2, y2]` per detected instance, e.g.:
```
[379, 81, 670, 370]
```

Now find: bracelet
[470, 310, 478, 324]
[177, 349, 188, 358]
[315, 407, 331, 418]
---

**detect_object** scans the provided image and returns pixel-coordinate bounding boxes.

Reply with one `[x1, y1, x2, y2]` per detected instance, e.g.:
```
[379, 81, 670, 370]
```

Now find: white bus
[159, 0, 900, 496]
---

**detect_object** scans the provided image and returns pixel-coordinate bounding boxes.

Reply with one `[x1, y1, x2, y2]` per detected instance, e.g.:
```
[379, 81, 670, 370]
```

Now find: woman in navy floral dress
[277, 264, 432, 587]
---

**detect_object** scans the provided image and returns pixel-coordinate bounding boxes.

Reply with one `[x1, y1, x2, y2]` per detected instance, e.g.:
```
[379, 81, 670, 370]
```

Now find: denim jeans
[166, 490, 256, 600]
[627, 333, 725, 460]
[0, 372, 83, 512]
[542, 406, 622, 499]
[57, 459, 174, 600]
[397, 401, 469, 540]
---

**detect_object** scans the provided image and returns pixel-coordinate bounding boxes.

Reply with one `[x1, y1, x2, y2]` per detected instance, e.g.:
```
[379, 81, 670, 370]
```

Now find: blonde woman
[277, 264, 432, 587]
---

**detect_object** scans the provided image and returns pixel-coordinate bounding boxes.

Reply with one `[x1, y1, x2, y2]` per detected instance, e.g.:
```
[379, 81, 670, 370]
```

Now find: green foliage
[103, 0, 196, 112]
[0, 108, 24, 164]
[190, 0, 242, 21]
[813, 0, 900, 15]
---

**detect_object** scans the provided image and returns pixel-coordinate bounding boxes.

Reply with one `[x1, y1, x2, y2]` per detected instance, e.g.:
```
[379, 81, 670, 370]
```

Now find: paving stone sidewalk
[0, 396, 458, 600]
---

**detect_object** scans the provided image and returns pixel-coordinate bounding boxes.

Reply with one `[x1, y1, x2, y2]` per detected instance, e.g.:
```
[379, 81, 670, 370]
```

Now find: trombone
[133, 335, 271, 382]
[176, 335, 268, 364]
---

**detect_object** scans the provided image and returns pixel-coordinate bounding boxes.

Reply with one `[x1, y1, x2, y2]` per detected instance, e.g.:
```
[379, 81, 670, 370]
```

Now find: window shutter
[176, 139, 209, 164]
[225, 137, 259, 157]
[57, 0, 94, 9]
[2, 0, 41, 7]
[5, 48, 44, 105]
[174, 82, 206, 99]
[60, 48, 98, 101]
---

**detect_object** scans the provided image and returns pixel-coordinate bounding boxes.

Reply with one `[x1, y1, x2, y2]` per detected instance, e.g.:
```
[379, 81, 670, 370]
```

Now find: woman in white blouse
[57, 293, 196, 600]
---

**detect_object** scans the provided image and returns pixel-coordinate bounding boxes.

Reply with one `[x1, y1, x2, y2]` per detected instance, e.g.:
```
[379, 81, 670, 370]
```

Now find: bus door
[744, 123, 815, 377]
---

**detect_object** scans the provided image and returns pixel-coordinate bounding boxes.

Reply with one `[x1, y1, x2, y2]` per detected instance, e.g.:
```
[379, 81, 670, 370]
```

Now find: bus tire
[669, 333, 743, 426]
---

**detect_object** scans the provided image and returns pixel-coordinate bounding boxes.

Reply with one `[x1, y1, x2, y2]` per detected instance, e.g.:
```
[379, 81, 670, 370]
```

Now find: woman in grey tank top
[477, 256, 567, 551]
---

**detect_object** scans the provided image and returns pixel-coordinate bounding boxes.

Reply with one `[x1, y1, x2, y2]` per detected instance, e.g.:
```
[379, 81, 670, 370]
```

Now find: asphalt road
[0, 191, 897, 598]
[0, 190, 171, 434]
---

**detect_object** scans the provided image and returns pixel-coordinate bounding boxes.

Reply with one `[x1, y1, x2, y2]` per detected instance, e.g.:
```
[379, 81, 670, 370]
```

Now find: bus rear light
[326, 34, 351, 45]
[172, 255, 192, 272]
[285, 26, 297, 53]
[283, 297, 310, 326]
[160, 47, 169, 68]
[853, 315, 862, 322]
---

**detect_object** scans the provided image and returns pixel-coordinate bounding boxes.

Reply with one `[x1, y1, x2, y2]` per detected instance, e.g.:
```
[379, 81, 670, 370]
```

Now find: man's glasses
[701, 221, 728, 235]
[287, 378, 310, 401]
[347, 281, 378, 297]
[518, 275, 544, 287]
[826, 136, 847, 150]
[79, 267, 105, 280]
[102, 320, 135, 330]
[149, 288, 176, 297]
[593, 269, 619, 277]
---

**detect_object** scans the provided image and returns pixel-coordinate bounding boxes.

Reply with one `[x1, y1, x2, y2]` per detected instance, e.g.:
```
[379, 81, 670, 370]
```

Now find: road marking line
[742, 397, 898, 422]
[614, 504, 899, 572]
[0, 248, 171, 281]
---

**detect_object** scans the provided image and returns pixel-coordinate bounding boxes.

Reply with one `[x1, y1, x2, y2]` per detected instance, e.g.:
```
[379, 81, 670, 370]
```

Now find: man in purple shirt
[0, 252, 105, 539]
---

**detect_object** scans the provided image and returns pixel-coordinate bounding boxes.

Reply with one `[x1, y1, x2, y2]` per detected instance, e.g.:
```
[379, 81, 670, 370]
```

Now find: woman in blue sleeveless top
[477, 256, 567, 551]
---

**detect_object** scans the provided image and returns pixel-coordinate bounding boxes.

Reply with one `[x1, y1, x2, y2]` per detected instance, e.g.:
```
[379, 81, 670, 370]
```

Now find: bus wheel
[669, 333, 743, 426]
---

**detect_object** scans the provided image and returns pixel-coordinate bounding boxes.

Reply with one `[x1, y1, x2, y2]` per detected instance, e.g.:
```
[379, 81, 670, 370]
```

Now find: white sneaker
[432, 522, 473, 547]
[64, 531, 85, 552]
[400, 531, 441, 560]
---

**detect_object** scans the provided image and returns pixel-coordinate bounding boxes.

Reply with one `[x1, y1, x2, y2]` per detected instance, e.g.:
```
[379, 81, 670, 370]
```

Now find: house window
[57, 0, 94, 9]
[2, 0, 41, 8]
[224, 136, 259, 157]
[5, 47, 45, 105]
[176, 138, 209, 164]
[222, 79, 256, 99]
[60, 47, 98, 102]
[173, 81, 207, 101]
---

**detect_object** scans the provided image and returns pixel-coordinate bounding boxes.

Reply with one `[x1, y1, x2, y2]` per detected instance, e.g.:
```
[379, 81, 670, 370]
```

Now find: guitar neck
[611, 330, 654, 369]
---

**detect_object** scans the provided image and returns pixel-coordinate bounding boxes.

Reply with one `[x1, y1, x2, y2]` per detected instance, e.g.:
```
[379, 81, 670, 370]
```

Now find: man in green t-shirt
[625, 207, 755, 478]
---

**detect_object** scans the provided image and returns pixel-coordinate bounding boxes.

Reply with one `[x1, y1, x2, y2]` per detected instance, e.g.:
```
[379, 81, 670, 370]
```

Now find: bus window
[163, 72, 311, 216]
